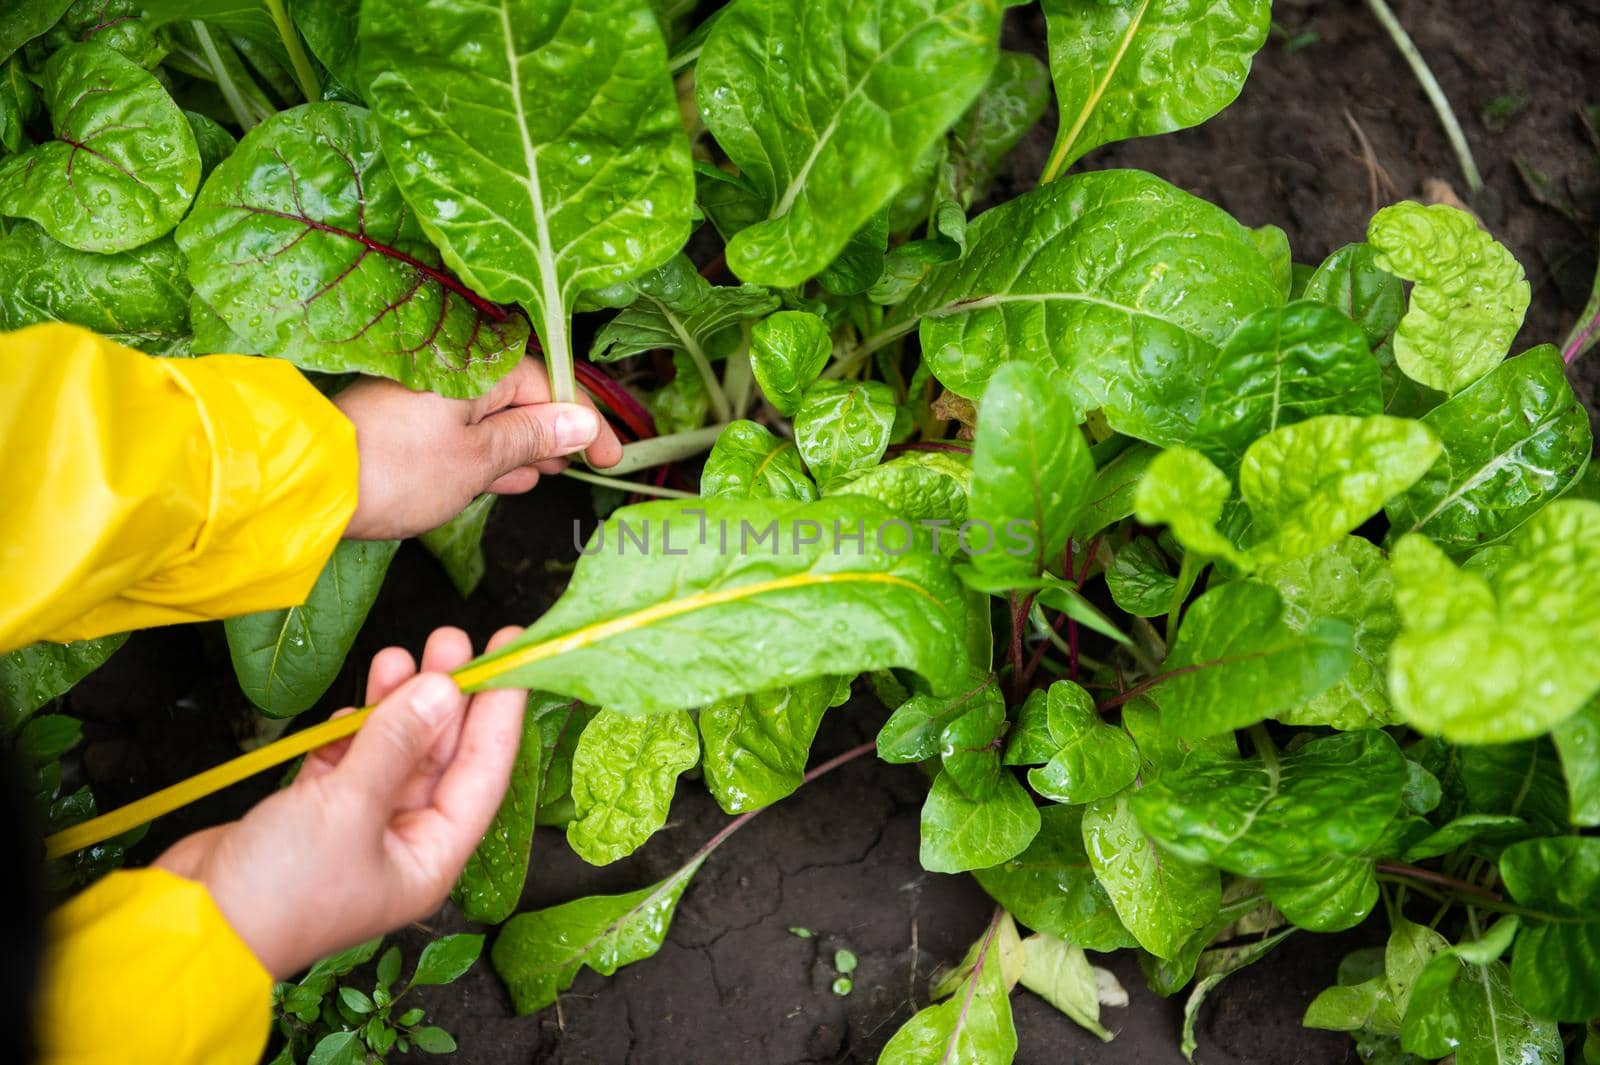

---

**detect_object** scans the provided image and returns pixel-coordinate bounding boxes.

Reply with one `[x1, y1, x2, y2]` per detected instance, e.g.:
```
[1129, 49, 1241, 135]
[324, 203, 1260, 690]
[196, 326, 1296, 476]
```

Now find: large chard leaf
[700, 421, 818, 502]
[919, 768, 1039, 874]
[1258, 537, 1400, 729]
[696, 0, 1001, 287]
[973, 805, 1134, 953]
[224, 539, 399, 718]
[944, 50, 1049, 210]
[1134, 730, 1408, 877]
[358, 0, 694, 400]
[793, 380, 897, 488]
[0, 635, 127, 730]
[1152, 581, 1355, 737]
[178, 103, 527, 397]
[1401, 952, 1560, 1065]
[0, 43, 200, 252]
[1390, 501, 1600, 742]
[1386, 345, 1591, 551]
[968, 362, 1092, 578]
[491, 854, 704, 1015]
[1038, 0, 1269, 179]
[0, 223, 191, 354]
[1082, 792, 1219, 960]
[1367, 202, 1529, 395]
[1190, 301, 1383, 469]
[567, 708, 698, 865]
[878, 913, 1017, 1065]
[1, 1, 74, 65]
[454, 497, 966, 713]
[1499, 837, 1600, 1021]
[699, 677, 841, 814]
[906, 169, 1280, 444]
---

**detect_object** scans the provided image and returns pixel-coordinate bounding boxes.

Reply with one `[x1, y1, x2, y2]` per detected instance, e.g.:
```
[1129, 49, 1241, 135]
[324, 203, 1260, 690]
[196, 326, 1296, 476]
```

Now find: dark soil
[62, 2, 1600, 1064]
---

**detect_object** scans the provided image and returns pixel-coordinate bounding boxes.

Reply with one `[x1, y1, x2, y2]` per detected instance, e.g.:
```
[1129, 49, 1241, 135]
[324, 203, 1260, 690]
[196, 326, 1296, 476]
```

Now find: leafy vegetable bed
[6, 0, 1600, 1063]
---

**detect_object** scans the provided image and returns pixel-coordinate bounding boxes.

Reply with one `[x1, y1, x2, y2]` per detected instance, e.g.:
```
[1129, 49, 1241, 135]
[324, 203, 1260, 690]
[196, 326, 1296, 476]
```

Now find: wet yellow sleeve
[38, 869, 273, 1065]
[0, 323, 358, 652]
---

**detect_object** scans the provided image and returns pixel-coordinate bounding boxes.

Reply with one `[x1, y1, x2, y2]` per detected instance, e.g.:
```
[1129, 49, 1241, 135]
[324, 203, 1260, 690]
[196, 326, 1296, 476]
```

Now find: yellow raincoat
[2, 324, 360, 1064]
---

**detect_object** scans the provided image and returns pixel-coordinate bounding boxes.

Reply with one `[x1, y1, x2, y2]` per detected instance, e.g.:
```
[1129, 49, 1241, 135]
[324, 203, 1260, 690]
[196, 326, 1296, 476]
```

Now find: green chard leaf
[879, 670, 1001, 764]
[224, 539, 400, 719]
[878, 913, 1018, 1064]
[1105, 536, 1176, 617]
[817, 207, 889, 296]
[906, 169, 1281, 444]
[1367, 202, 1530, 395]
[1038, 0, 1270, 178]
[1249, 223, 1293, 300]
[1073, 441, 1156, 541]
[700, 421, 819, 502]
[0, 635, 127, 730]
[1553, 698, 1600, 826]
[700, 677, 843, 814]
[1498, 837, 1600, 1021]
[1386, 345, 1591, 551]
[0, 222, 191, 355]
[567, 708, 699, 865]
[830, 451, 972, 528]
[1082, 792, 1219, 960]
[419, 494, 496, 598]
[1004, 680, 1138, 805]
[291, 0, 361, 91]
[48, 0, 166, 69]
[1132, 446, 1250, 568]
[919, 767, 1039, 874]
[0, 43, 199, 252]
[1133, 729, 1408, 877]
[944, 50, 1049, 209]
[1018, 932, 1117, 1042]
[1150, 580, 1355, 738]
[1, 1, 74, 66]
[967, 362, 1092, 578]
[1264, 855, 1378, 932]
[535, 700, 597, 827]
[1191, 301, 1383, 469]
[461, 497, 967, 713]
[973, 804, 1134, 953]
[793, 380, 898, 488]
[750, 310, 832, 416]
[1458, 739, 1570, 835]
[1257, 536, 1401, 729]
[1303, 242, 1404, 355]
[0, 57, 39, 156]
[491, 853, 703, 1014]
[589, 254, 778, 371]
[696, 0, 1002, 287]
[1390, 500, 1600, 742]
[1400, 952, 1560, 1065]
[178, 102, 527, 397]
[359, 0, 694, 398]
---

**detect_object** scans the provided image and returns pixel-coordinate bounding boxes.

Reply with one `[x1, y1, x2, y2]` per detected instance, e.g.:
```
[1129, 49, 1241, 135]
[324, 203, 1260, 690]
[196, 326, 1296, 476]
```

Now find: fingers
[581, 405, 625, 469]
[330, 673, 466, 813]
[486, 467, 541, 495]
[366, 646, 417, 704]
[403, 626, 528, 873]
[474, 402, 604, 481]
[473, 356, 553, 418]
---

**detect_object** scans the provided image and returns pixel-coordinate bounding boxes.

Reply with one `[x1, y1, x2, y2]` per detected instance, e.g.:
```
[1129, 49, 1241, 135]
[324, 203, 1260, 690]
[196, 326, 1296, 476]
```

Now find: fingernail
[410, 675, 458, 725]
[555, 408, 599, 450]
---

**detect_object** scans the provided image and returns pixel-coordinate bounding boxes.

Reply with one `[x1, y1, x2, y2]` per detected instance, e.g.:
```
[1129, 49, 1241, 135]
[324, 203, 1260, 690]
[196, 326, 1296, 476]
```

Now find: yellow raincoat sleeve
[0, 322, 359, 651]
[0, 323, 361, 1065]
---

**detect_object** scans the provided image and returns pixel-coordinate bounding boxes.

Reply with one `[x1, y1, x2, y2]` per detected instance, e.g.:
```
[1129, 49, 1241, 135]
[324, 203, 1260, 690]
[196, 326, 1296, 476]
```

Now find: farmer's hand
[338, 356, 624, 539]
[154, 627, 527, 980]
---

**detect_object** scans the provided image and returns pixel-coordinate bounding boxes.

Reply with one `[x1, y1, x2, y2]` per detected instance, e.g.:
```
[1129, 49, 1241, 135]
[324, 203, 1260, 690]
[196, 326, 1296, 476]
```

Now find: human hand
[154, 627, 527, 980]
[337, 357, 625, 539]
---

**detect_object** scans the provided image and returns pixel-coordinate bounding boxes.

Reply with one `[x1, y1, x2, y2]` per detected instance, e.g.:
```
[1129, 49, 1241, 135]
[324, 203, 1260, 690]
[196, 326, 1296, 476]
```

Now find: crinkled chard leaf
[1038, 0, 1270, 178]
[696, 0, 1002, 287]
[359, 0, 693, 398]
[567, 708, 698, 865]
[1005, 680, 1137, 805]
[589, 254, 778, 366]
[1553, 699, 1600, 827]
[945, 50, 1049, 209]
[178, 102, 527, 396]
[1152, 581, 1355, 738]
[459, 497, 967, 713]
[919, 766, 1039, 874]
[1498, 837, 1600, 1022]
[1367, 202, 1529, 395]
[1389, 500, 1600, 742]
[47, 0, 166, 69]
[0, 634, 127, 730]
[699, 677, 842, 814]
[1133, 446, 1250, 568]
[224, 539, 399, 719]
[1400, 952, 1560, 1065]
[0, 222, 191, 354]
[491, 854, 704, 1015]
[1258, 537, 1400, 729]
[907, 170, 1281, 444]
[793, 380, 897, 488]
[830, 451, 972, 528]
[878, 912, 1017, 1064]
[700, 421, 818, 502]
[0, 43, 200, 252]
[1191, 301, 1382, 469]
[1240, 414, 1440, 566]
[968, 362, 1092, 578]
[419, 493, 496, 598]
[973, 804, 1135, 953]
[1133, 730, 1408, 878]
[749, 310, 832, 417]
[1386, 345, 1591, 552]
[1082, 792, 1219, 960]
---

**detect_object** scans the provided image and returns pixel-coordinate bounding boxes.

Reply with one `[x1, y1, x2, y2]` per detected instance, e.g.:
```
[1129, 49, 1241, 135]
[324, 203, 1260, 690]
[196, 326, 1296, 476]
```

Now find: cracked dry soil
[69, 0, 1600, 1062]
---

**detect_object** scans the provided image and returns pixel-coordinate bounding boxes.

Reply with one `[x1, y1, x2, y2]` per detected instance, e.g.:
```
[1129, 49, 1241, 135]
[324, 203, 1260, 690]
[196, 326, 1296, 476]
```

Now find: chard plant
[5, 1, 1599, 1064]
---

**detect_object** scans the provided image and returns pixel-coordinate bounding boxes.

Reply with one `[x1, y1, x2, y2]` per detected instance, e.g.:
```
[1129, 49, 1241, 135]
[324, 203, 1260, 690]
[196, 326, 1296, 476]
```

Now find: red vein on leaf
[941, 908, 1004, 1064]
